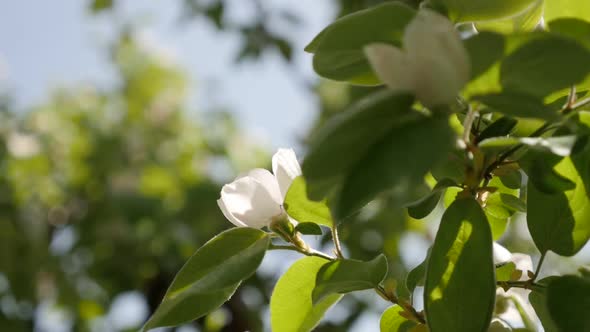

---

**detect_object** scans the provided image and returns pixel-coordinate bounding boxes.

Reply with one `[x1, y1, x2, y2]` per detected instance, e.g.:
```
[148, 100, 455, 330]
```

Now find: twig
[331, 223, 345, 259]
[532, 251, 547, 282]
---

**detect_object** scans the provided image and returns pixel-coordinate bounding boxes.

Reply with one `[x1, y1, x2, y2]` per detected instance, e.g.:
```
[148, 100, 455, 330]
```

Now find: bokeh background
[0, 1, 588, 331]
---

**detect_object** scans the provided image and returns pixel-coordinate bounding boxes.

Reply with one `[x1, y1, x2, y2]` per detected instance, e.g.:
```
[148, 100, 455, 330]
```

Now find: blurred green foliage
[0, 31, 270, 331]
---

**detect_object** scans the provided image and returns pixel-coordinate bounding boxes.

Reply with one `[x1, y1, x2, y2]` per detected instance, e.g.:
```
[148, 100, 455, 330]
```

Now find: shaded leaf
[527, 156, 590, 256]
[313, 254, 388, 303]
[464, 32, 505, 80]
[529, 277, 559, 332]
[500, 35, 590, 98]
[336, 114, 454, 218]
[143, 228, 270, 331]
[295, 222, 323, 236]
[307, 2, 415, 85]
[303, 91, 415, 200]
[473, 92, 557, 119]
[547, 275, 590, 331]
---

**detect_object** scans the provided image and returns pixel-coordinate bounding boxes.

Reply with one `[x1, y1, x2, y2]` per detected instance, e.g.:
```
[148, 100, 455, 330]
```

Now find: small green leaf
[307, 2, 415, 85]
[473, 92, 557, 119]
[406, 248, 431, 294]
[527, 156, 590, 256]
[337, 114, 454, 218]
[271, 257, 341, 332]
[380, 305, 417, 332]
[547, 275, 590, 331]
[303, 91, 415, 200]
[284, 176, 333, 227]
[295, 222, 323, 236]
[478, 136, 577, 156]
[143, 228, 270, 331]
[529, 277, 559, 332]
[464, 32, 506, 80]
[407, 179, 457, 219]
[499, 193, 526, 212]
[500, 35, 590, 98]
[424, 197, 495, 332]
[312, 255, 388, 303]
[495, 262, 516, 281]
[476, 116, 517, 143]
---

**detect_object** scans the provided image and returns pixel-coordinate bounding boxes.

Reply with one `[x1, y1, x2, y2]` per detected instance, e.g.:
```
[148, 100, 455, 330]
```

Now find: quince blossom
[217, 148, 301, 228]
[364, 9, 470, 108]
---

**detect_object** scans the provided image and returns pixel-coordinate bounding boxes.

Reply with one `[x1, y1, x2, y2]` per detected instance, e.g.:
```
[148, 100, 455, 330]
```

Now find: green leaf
[478, 136, 577, 156]
[464, 32, 506, 80]
[271, 257, 341, 332]
[547, 275, 590, 331]
[529, 277, 559, 332]
[407, 179, 457, 219]
[544, 0, 590, 22]
[499, 193, 526, 212]
[312, 254, 388, 303]
[294, 222, 323, 236]
[520, 151, 576, 193]
[475, 0, 543, 33]
[500, 35, 590, 98]
[476, 116, 517, 143]
[431, 0, 539, 22]
[472, 92, 557, 119]
[143, 228, 270, 331]
[307, 2, 415, 85]
[549, 18, 590, 49]
[527, 156, 590, 256]
[336, 114, 454, 218]
[406, 248, 430, 294]
[284, 176, 333, 227]
[380, 305, 417, 332]
[424, 197, 495, 332]
[303, 91, 415, 201]
[495, 262, 516, 281]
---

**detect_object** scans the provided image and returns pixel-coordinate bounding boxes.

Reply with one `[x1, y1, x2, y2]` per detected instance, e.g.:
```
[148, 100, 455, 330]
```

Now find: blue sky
[0, 0, 336, 149]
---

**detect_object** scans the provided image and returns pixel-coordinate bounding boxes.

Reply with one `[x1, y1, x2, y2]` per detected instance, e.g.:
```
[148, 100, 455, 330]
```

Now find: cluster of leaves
[0, 33, 270, 331]
[146, 0, 590, 331]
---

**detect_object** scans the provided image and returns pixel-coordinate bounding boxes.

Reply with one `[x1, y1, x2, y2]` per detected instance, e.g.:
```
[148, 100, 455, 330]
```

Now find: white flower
[364, 9, 470, 108]
[493, 242, 513, 266]
[217, 148, 301, 228]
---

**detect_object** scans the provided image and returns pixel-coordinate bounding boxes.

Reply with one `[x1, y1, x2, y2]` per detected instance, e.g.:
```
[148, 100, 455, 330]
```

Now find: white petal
[271, 148, 302, 199]
[219, 176, 282, 228]
[217, 198, 247, 227]
[238, 168, 283, 204]
[487, 319, 511, 332]
[404, 9, 469, 107]
[493, 242, 513, 265]
[511, 253, 534, 275]
[364, 43, 416, 93]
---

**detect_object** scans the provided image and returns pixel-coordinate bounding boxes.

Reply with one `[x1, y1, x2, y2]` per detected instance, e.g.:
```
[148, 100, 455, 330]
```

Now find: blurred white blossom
[364, 9, 470, 108]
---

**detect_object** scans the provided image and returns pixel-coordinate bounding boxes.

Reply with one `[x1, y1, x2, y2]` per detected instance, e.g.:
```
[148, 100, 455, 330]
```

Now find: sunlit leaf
[424, 197, 495, 332]
[284, 176, 333, 227]
[271, 257, 341, 332]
